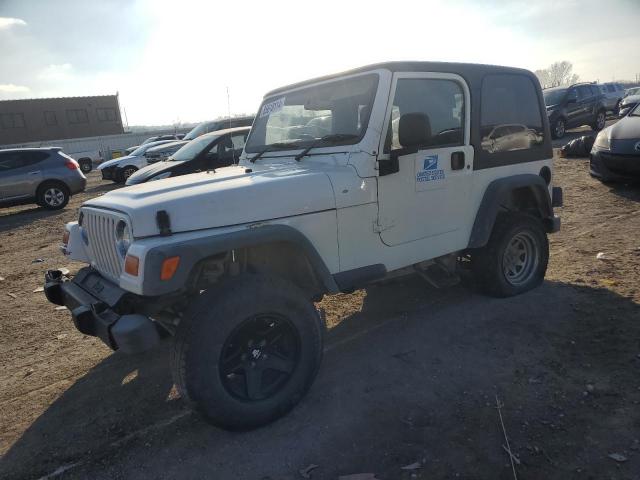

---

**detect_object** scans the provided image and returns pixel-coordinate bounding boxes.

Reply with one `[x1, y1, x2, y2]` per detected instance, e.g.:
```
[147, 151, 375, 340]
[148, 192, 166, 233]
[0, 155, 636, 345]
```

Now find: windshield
[131, 144, 152, 156]
[245, 73, 379, 153]
[630, 104, 640, 117]
[543, 89, 567, 106]
[184, 121, 214, 141]
[171, 135, 215, 161]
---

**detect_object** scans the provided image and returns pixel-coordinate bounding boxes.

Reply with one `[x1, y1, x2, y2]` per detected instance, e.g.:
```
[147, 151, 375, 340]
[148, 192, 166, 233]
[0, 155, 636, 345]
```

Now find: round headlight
[594, 130, 611, 150]
[115, 220, 132, 256]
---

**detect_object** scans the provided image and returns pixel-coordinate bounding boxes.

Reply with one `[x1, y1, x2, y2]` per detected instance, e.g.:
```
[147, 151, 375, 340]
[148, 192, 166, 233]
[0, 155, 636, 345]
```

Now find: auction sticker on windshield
[260, 97, 286, 118]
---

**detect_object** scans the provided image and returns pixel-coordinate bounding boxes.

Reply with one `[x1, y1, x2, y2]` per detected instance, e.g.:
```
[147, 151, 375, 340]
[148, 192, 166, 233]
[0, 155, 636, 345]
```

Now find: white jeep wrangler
[45, 62, 562, 430]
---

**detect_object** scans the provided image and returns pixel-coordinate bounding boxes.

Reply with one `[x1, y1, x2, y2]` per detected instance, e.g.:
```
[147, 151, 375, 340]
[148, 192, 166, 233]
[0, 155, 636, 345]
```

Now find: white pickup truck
[45, 61, 562, 430]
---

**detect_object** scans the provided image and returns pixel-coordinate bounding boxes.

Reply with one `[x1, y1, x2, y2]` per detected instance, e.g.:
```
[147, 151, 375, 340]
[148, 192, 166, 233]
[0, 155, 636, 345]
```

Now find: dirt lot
[1, 141, 640, 479]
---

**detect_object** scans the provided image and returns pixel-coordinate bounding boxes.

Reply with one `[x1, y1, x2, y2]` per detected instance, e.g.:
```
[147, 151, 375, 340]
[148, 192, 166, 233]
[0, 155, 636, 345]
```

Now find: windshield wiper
[249, 142, 301, 163]
[294, 133, 359, 161]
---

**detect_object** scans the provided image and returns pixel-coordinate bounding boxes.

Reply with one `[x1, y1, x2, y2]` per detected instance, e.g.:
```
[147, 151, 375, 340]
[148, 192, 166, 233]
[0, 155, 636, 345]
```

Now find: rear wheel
[551, 118, 566, 139]
[171, 274, 323, 430]
[36, 182, 70, 210]
[591, 110, 606, 131]
[472, 213, 549, 297]
[78, 158, 92, 173]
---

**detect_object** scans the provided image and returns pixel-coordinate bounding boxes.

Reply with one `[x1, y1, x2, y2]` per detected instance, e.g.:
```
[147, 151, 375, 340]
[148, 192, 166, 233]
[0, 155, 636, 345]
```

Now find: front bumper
[100, 166, 117, 180]
[44, 267, 160, 354]
[590, 149, 640, 181]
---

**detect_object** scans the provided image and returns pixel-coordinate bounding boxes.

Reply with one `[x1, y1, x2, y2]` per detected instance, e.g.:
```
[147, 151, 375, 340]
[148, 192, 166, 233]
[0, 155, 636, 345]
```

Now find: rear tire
[591, 110, 606, 131]
[472, 213, 549, 297]
[36, 181, 70, 210]
[78, 158, 92, 173]
[170, 274, 323, 430]
[551, 118, 566, 139]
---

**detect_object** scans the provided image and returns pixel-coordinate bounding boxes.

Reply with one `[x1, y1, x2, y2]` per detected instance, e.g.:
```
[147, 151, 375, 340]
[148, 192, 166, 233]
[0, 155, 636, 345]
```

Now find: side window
[606, 84, 615, 93]
[231, 133, 247, 150]
[590, 86, 600, 96]
[96, 108, 117, 122]
[66, 109, 89, 124]
[578, 85, 592, 99]
[384, 78, 464, 153]
[19, 151, 49, 166]
[44, 111, 57, 126]
[1, 113, 26, 129]
[480, 74, 544, 154]
[567, 88, 578, 101]
[0, 152, 22, 171]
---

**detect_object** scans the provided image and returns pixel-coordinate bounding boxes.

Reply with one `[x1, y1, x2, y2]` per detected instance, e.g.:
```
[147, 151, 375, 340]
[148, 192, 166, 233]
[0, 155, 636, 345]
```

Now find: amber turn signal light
[160, 256, 180, 281]
[124, 254, 139, 276]
[62, 230, 70, 246]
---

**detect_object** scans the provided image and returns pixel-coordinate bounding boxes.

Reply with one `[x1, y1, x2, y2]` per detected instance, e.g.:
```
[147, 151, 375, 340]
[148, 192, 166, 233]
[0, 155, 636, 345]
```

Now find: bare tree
[535, 61, 580, 88]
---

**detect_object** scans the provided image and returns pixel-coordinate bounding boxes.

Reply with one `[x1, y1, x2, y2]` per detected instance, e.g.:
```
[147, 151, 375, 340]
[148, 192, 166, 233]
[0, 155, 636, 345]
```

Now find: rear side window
[0, 151, 48, 171]
[606, 84, 615, 93]
[590, 85, 600, 96]
[480, 74, 544, 154]
[578, 85, 592, 98]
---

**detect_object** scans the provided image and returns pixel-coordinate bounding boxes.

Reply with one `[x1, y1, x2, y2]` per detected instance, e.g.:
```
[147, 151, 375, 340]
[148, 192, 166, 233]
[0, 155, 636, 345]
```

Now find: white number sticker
[260, 97, 286, 118]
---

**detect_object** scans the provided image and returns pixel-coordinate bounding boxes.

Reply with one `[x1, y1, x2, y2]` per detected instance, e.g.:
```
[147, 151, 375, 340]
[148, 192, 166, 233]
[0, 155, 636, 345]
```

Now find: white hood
[84, 164, 337, 237]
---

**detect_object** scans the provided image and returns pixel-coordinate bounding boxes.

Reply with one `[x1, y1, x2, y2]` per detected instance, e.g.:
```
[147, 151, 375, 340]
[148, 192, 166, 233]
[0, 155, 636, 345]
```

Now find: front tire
[472, 213, 549, 297]
[116, 166, 137, 183]
[551, 118, 566, 139]
[171, 274, 323, 430]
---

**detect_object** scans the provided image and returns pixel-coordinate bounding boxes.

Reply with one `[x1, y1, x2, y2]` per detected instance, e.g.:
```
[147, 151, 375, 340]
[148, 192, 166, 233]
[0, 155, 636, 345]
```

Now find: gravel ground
[1, 143, 639, 479]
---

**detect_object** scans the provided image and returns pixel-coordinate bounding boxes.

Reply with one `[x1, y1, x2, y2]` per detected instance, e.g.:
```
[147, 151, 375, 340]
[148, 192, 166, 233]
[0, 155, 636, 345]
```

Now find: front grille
[82, 208, 127, 281]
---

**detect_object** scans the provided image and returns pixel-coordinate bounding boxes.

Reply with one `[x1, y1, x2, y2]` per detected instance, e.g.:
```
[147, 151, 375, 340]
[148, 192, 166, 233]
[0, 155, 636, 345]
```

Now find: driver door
[377, 72, 473, 253]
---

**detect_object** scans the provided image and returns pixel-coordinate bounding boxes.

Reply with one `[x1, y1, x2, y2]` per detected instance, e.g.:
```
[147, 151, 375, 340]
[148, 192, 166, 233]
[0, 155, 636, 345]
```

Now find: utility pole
[226, 86, 231, 128]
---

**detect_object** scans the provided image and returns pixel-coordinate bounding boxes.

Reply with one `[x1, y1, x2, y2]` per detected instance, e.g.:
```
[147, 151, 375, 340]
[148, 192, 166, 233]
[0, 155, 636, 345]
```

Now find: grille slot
[82, 208, 127, 281]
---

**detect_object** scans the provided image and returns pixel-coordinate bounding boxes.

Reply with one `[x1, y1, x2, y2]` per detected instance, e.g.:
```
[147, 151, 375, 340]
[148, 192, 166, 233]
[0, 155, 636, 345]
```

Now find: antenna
[227, 86, 238, 165]
[226, 86, 231, 128]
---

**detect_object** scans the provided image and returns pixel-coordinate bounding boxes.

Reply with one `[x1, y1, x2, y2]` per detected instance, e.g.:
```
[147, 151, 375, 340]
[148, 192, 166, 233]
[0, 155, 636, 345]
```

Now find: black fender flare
[467, 174, 553, 249]
[141, 224, 339, 296]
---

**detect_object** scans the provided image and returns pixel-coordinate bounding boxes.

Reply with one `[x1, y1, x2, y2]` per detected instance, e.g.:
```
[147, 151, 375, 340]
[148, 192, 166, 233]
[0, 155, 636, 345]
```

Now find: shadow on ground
[2, 278, 639, 479]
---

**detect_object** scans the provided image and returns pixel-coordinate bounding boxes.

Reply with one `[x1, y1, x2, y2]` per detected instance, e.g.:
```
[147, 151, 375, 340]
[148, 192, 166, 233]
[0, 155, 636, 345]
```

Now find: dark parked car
[144, 116, 254, 163]
[619, 94, 640, 118]
[140, 133, 184, 146]
[590, 103, 640, 182]
[543, 83, 607, 139]
[126, 127, 250, 185]
[0, 147, 86, 210]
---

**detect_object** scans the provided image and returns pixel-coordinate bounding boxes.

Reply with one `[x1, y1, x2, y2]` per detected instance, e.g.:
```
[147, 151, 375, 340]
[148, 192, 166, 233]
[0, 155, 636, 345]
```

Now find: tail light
[65, 159, 79, 170]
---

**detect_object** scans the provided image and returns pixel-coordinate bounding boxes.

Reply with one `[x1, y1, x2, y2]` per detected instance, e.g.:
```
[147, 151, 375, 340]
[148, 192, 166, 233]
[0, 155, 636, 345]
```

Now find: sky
[1, 0, 639, 126]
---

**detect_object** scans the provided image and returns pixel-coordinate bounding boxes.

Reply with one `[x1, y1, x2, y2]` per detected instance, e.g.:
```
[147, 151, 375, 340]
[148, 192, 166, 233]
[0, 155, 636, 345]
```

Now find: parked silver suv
[599, 82, 625, 114]
[0, 147, 86, 210]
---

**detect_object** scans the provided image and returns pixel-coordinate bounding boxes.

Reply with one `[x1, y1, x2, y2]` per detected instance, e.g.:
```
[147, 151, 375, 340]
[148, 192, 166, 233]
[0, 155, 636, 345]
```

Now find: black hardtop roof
[265, 61, 536, 97]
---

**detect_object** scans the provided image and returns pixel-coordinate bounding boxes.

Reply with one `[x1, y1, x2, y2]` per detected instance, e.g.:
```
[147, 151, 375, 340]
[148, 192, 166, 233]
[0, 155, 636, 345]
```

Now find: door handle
[451, 151, 465, 170]
[28, 171, 41, 175]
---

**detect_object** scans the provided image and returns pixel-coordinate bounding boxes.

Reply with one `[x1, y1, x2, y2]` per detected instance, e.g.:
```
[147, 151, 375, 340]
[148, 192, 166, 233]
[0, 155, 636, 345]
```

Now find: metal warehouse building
[0, 94, 124, 145]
